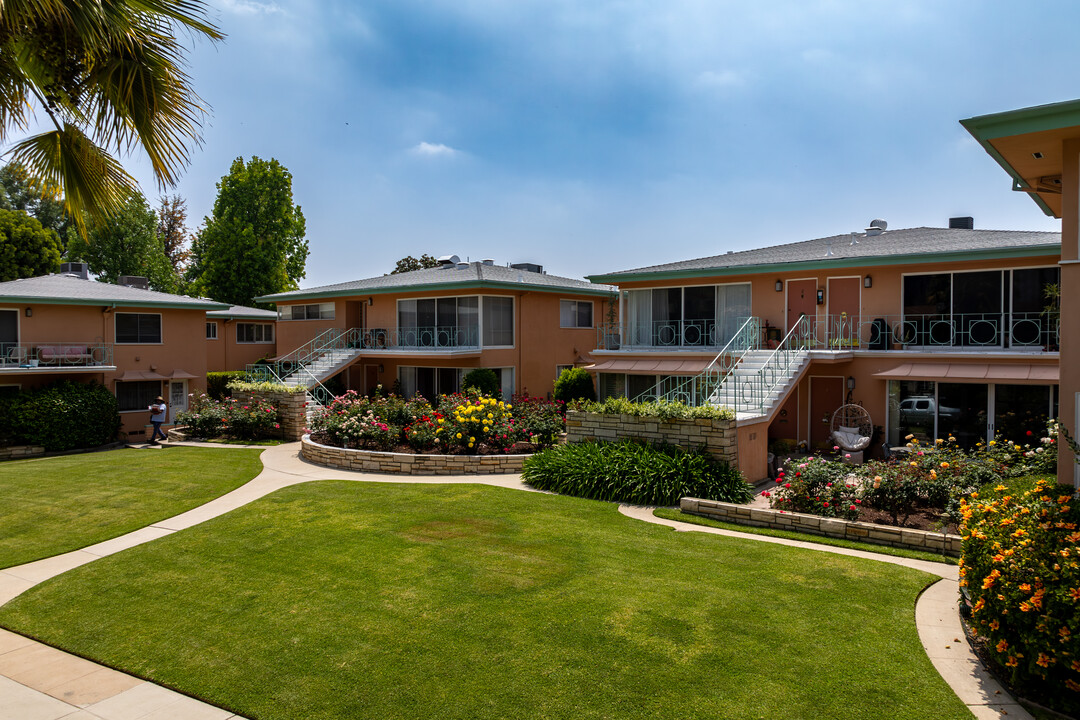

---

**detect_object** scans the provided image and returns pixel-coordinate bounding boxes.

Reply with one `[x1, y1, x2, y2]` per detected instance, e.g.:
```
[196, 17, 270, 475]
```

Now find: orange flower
[1019, 583, 1031, 593]
[989, 620, 1000, 630]
[1036, 653, 1055, 668]
[1019, 601, 1032, 612]
[1070, 587, 1080, 601]
[1060, 626, 1071, 640]
[996, 639, 1008, 653]
[1006, 656, 1019, 668]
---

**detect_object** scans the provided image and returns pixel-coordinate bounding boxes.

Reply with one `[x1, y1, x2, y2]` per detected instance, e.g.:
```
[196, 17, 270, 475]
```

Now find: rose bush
[177, 393, 280, 440]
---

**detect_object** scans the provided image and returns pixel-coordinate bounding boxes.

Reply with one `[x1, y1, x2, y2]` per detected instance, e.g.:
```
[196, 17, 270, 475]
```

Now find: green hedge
[461, 368, 500, 396]
[522, 439, 751, 506]
[207, 371, 245, 399]
[0, 381, 120, 452]
[572, 396, 735, 421]
[553, 367, 596, 402]
[960, 477, 1080, 713]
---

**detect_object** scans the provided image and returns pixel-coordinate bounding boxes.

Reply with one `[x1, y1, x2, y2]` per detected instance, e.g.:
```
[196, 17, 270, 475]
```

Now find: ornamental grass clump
[763, 455, 860, 520]
[959, 478, 1080, 714]
[522, 439, 752, 506]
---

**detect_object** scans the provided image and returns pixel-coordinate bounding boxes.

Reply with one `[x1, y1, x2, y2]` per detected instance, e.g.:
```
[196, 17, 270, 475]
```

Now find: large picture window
[116, 380, 161, 412]
[115, 313, 161, 344]
[279, 303, 334, 320]
[397, 297, 479, 347]
[236, 323, 274, 343]
[625, 284, 750, 348]
[482, 296, 514, 347]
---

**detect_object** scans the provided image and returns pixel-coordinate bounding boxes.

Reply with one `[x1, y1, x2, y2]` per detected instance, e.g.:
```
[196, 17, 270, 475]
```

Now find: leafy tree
[0, 1, 222, 233]
[462, 368, 500, 396]
[391, 254, 440, 274]
[65, 193, 178, 293]
[0, 209, 62, 281]
[553, 367, 596, 402]
[187, 156, 308, 307]
[0, 163, 74, 246]
[157, 195, 192, 275]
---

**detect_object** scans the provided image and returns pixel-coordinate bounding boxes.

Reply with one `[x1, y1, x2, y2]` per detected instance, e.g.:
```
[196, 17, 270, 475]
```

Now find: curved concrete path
[0, 442, 1029, 720]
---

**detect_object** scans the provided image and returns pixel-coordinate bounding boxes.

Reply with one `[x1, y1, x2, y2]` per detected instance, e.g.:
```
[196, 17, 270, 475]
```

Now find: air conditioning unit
[118, 275, 149, 289]
[60, 262, 89, 280]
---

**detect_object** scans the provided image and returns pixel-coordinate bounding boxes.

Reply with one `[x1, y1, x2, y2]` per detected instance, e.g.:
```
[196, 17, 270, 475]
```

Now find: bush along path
[0, 441, 1031, 720]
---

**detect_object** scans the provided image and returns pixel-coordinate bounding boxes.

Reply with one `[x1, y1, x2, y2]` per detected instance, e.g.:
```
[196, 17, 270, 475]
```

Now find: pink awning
[874, 362, 1059, 383]
[587, 358, 711, 375]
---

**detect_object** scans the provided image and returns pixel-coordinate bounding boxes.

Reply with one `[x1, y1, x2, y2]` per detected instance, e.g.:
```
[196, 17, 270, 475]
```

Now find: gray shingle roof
[206, 304, 277, 319]
[0, 273, 228, 309]
[259, 262, 616, 302]
[588, 227, 1061, 280]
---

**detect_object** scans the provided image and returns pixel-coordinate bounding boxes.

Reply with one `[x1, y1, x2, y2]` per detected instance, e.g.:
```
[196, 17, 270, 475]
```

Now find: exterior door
[809, 376, 844, 450]
[0, 309, 16, 361]
[345, 301, 363, 330]
[169, 380, 187, 423]
[827, 277, 860, 347]
[364, 364, 379, 395]
[786, 279, 817, 333]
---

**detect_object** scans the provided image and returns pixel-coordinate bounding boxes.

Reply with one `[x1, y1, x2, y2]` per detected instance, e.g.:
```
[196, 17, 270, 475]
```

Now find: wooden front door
[827, 277, 860, 348]
[786, 279, 817, 332]
[809, 376, 844, 450]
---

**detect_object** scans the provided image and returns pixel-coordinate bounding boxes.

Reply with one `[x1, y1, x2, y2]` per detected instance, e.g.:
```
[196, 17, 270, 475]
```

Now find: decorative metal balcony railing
[0, 341, 114, 368]
[596, 318, 754, 351]
[805, 312, 1059, 351]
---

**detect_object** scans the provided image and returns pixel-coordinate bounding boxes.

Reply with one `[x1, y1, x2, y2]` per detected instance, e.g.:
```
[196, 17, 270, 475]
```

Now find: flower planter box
[565, 410, 737, 466]
[301, 434, 531, 475]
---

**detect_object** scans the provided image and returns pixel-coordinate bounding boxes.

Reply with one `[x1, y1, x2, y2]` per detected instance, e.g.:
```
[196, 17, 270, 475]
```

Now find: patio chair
[830, 403, 872, 463]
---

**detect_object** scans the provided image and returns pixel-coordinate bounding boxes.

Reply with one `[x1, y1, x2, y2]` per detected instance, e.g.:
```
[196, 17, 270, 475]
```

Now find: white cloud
[219, 0, 283, 16]
[410, 142, 461, 158]
[693, 69, 744, 90]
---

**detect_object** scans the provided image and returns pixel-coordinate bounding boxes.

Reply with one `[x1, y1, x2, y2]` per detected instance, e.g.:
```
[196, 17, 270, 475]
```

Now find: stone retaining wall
[681, 497, 962, 556]
[301, 434, 529, 475]
[0, 444, 44, 461]
[565, 410, 737, 466]
[233, 390, 307, 441]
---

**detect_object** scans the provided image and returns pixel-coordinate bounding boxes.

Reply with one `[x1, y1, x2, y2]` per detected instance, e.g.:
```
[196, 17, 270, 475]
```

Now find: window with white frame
[560, 300, 593, 328]
[625, 283, 750, 348]
[115, 313, 161, 344]
[397, 296, 479, 347]
[555, 364, 573, 380]
[236, 323, 274, 343]
[482, 296, 514, 347]
[278, 303, 335, 320]
[206, 321, 218, 340]
[116, 380, 162, 412]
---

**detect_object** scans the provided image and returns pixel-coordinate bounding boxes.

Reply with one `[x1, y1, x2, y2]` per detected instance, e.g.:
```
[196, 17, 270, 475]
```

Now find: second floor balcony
[354, 325, 481, 351]
[0, 341, 115, 372]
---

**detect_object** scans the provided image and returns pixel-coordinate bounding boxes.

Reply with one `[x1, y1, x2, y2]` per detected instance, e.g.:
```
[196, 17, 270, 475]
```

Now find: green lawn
[652, 508, 958, 565]
[0, 447, 263, 568]
[0, 481, 971, 720]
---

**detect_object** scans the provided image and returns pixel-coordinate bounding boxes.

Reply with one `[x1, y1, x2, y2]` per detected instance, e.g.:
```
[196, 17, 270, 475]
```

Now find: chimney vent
[949, 216, 974, 229]
[437, 254, 461, 267]
[481, 258, 495, 266]
[118, 275, 149, 289]
[864, 219, 888, 237]
[60, 262, 89, 280]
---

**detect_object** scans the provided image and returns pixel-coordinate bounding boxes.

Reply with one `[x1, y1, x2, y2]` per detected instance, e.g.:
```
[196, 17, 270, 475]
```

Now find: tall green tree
[156, 194, 192, 275]
[0, 0, 223, 234]
[65, 192, 177, 292]
[0, 209, 62, 281]
[187, 156, 308, 307]
[391, 254, 439, 274]
[0, 163, 73, 245]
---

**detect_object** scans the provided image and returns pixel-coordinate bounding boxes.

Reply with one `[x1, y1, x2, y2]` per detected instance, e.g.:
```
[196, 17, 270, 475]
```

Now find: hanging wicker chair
[830, 404, 872, 462]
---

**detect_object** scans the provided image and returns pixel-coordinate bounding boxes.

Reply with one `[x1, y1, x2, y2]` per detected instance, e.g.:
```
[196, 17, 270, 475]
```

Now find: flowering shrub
[764, 455, 860, 519]
[177, 393, 280, 440]
[509, 393, 565, 445]
[439, 392, 516, 453]
[960, 478, 1080, 712]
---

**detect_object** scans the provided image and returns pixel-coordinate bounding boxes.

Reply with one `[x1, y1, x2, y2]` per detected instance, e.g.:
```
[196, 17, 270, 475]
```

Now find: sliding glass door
[625, 284, 750, 348]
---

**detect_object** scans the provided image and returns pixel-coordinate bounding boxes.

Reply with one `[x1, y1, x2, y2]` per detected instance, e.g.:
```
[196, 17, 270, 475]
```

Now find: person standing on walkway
[149, 395, 168, 444]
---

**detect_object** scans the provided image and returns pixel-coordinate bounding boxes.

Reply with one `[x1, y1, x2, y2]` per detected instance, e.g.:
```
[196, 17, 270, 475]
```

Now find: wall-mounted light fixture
[863, 275, 872, 289]
[368, 297, 374, 306]
[816, 288, 825, 305]
[775, 280, 783, 292]
[847, 376, 856, 391]
[24, 307, 32, 317]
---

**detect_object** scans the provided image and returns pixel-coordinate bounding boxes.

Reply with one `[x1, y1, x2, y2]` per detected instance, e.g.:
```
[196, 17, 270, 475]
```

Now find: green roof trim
[258, 280, 616, 304]
[585, 244, 1061, 284]
[960, 99, 1080, 218]
[1, 296, 227, 310]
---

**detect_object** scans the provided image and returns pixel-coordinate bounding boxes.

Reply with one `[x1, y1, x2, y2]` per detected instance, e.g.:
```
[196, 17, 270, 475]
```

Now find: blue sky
[121, 0, 1074, 286]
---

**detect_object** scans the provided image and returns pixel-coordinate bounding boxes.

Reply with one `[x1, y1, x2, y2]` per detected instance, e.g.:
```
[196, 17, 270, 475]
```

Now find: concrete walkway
[0, 442, 1029, 719]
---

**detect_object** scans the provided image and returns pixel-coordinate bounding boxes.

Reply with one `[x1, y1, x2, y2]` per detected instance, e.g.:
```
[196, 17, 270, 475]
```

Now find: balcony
[352, 325, 481, 352]
[0, 342, 116, 372]
[596, 320, 746, 351]
[805, 312, 1058, 352]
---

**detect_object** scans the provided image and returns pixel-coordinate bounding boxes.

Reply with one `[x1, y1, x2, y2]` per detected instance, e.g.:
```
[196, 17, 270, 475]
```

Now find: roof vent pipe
[949, 216, 974, 229]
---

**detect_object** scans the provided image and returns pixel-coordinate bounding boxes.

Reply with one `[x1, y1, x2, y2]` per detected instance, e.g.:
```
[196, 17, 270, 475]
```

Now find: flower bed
[308, 390, 564, 456]
[176, 393, 282, 441]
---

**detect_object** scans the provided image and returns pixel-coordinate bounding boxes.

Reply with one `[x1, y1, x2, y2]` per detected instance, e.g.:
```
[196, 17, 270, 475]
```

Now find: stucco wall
[206, 318, 277, 372]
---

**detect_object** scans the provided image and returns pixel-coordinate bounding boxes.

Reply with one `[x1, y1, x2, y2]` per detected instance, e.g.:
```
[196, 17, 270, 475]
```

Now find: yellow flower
[910, 461, 917, 467]
[456, 433, 462, 439]
[469, 437, 475, 443]
[468, 442, 474, 448]
[948, 436, 956, 442]
[988, 440, 996, 446]
[940, 461, 949, 468]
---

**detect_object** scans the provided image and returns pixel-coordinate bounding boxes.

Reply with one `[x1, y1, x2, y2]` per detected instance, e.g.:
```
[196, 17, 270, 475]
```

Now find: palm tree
[0, 0, 223, 234]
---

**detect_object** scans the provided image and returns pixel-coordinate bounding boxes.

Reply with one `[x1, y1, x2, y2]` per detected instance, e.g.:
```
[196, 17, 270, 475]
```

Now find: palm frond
[5, 125, 139, 234]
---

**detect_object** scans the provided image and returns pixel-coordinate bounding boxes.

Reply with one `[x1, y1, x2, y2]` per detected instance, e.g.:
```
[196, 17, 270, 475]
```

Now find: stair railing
[725, 314, 812, 414]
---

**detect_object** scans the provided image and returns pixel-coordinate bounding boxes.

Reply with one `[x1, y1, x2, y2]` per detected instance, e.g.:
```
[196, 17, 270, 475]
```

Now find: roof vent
[118, 275, 149, 289]
[60, 262, 89, 280]
[510, 262, 543, 274]
[481, 258, 495, 266]
[437, 254, 461, 267]
[864, 219, 888, 237]
[949, 216, 974, 230]
[456, 262, 470, 270]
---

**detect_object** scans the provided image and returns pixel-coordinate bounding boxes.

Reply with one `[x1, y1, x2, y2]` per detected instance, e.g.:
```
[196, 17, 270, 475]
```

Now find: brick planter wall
[233, 390, 308, 441]
[301, 434, 530, 475]
[565, 410, 737, 466]
[681, 497, 962, 557]
[0, 444, 44, 461]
